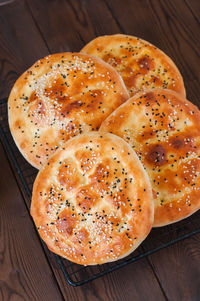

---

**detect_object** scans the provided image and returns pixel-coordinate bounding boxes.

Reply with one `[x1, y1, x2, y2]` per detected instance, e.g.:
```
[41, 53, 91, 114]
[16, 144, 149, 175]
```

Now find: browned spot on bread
[123, 57, 155, 90]
[123, 74, 139, 89]
[169, 135, 196, 153]
[137, 129, 156, 142]
[56, 208, 76, 236]
[58, 120, 83, 142]
[20, 141, 27, 149]
[152, 168, 180, 194]
[44, 77, 66, 100]
[28, 99, 46, 124]
[58, 159, 83, 190]
[152, 189, 157, 199]
[145, 92, 155, 100]
[62, 101, 82, 115]
[75, 149, 98, 173]
[150, 76, 163, 86]
[90, 161, 112, 192]
[29, 91, 38, 103]
[124, 66, 133, 74]
[103, 53, 122, 67]
[179, 159, 199, 182]
[146, 144, 167, 166]
[76, 228, 89, 245]
[171, 138, 184, 149]
[81, 89, 104, 114]
[36, 100, 46, 115]
[76, 186, 99, 211]
[14, 120, 22, 128]
[138, 56, 155, 74]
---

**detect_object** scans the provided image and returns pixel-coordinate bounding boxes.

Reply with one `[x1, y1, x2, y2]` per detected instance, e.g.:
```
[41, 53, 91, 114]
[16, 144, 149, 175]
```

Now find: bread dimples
[81, 34, 186, 97]
[8, 52, 129, 169]
[100, 89, 200, 227]
[31, 132, 154, 265]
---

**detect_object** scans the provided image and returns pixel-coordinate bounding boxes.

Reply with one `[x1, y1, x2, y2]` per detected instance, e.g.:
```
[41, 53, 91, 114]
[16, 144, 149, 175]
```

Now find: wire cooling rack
[1, 97, 200, 286]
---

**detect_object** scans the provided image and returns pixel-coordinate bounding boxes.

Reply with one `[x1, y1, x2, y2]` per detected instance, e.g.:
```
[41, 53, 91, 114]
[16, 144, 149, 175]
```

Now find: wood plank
[103, 0, 200, 83]
[47, 257, 167, 301]
[26, 0, 121, 52]
[0, 0, 49, 99]
[0, 142, 63, 301]
[185, 0, 200, 21]
[148, 234, 200, 301]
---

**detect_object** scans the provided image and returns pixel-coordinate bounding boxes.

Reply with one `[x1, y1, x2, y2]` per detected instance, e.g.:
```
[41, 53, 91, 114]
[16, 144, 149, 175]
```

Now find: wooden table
[0, 0, 200, 300]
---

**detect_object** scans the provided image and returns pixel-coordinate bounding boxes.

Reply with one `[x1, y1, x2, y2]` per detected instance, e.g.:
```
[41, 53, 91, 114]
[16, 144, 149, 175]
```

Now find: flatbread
[81, 34, 186, 97]
[100, 89, 200, 227]
[31, 132, 154, 265]
[8, 52, 129, 169]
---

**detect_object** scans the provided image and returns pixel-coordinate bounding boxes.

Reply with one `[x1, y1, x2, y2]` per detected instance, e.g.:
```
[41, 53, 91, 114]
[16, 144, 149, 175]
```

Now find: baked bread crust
[100, 89, 200, 227]
[81, 34, 186, 97]
[8, 52, 129, 169]
[31, 132, 154, 265]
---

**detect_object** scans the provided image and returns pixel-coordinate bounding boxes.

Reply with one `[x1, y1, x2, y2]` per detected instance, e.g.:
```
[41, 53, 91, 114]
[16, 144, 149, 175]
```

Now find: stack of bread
[8, 34, 200, 265]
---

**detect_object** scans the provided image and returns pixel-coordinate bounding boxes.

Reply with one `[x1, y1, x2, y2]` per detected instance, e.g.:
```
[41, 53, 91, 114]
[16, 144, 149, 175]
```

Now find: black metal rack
[1, 97, 200, 286]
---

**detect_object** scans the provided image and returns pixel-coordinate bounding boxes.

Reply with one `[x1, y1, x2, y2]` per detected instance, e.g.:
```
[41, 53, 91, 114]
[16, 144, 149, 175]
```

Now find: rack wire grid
[1, 97, 200, 286]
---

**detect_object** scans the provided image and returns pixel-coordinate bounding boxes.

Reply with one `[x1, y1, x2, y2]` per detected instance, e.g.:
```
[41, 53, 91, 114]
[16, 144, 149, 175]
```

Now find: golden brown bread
[8, 52, 129, 169]
[81, 34, 186, 97]
[30, 132, 154, 265]
[100, 89, 200, 227]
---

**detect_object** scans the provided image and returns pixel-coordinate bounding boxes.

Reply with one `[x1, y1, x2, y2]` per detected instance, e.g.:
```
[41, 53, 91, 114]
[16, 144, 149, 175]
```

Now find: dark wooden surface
[0, 0, 200, 300]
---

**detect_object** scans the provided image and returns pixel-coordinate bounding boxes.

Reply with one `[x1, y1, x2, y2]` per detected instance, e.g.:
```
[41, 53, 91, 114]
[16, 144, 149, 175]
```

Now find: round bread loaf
[100, 89, 200, 227]
[31, 132, 154, 265]
[8, 52, 129, 169]
[81, 34, 186, 97]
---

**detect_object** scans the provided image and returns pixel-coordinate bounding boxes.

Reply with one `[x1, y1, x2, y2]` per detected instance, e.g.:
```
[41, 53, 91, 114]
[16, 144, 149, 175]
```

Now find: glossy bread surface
[8, 52, 129, 169]
[31, 132, 154, 265]
[81, 34, 186, 97]
[100, 89, 200, 226]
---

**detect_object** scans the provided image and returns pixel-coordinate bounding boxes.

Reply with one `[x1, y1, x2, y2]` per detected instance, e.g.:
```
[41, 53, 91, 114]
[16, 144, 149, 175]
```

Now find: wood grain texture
[47, 258, 167, 301]
[0, 142, 63, 301]
[103, 0, 200, 84]
[26, 0, 121, 52]
[148, 234, 200, 301]
[185, 0, 200, 24]
[0, 0, 49, 99]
